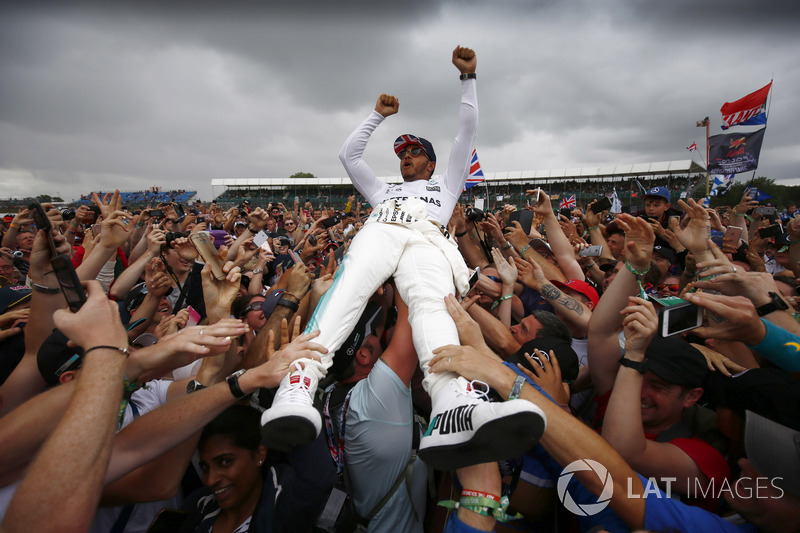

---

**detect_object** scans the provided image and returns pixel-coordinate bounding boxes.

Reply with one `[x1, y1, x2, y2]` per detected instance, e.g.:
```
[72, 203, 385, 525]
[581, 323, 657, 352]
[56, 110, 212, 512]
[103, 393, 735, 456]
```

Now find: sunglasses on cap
[657, 283, 680, 292]
[397, 147, 426, 158]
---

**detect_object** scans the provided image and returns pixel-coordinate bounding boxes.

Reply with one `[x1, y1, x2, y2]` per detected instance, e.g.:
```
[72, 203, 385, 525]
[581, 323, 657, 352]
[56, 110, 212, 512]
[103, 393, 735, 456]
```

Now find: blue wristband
[747, 318, 800, 372]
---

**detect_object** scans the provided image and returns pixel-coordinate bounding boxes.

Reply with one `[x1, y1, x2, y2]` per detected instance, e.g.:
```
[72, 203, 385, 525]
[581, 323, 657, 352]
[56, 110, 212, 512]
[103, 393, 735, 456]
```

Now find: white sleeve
[338, 110, 387, 205]
[442, 79, 479, 200]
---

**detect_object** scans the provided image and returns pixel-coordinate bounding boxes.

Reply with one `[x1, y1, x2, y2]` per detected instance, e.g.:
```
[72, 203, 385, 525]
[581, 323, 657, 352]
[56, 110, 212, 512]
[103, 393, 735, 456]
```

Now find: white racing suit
[304, 78, 477, 398]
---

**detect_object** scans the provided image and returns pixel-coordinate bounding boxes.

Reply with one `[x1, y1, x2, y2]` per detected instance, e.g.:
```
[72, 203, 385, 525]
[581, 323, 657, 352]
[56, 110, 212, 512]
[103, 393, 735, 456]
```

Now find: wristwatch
[459, 73, 477, 80]
[252, 268, 263, 275]
[226, 369, 250, 400]
[755, 291, 789, 317]
[186, 379, 206, 394]
[618, 356, 648, 375]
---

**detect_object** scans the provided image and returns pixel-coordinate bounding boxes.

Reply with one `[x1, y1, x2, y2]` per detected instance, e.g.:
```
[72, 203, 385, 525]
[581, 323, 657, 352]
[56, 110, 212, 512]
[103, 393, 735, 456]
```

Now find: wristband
[9, 223, 18, 229]
[619, 356, 648, 374]
[588, 225, 599, 231]
[519, 244, 531, 256]
[624, 259, 651, 299]
[491, 293, 513, 311]
[455, 230, 468, 238]
[459, 72, 477, 81]
[28, 279, 61, 294]
[247, 226, 260, 234]
[508, 375, 526, 400]
[277, 297, 299, 313]
[84, 345, 130, 357]
[501, 242, 513, 250]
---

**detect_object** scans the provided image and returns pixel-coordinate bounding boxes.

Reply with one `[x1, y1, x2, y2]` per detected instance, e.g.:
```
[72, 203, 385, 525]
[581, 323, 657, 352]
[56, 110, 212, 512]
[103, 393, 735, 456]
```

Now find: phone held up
[657, 300, 703, 338]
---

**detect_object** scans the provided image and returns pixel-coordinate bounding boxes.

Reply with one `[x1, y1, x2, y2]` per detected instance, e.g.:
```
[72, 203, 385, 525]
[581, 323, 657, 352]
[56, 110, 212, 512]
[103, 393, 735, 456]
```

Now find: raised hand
[452, 45, 477, 74]
[375, 94, 399, 118]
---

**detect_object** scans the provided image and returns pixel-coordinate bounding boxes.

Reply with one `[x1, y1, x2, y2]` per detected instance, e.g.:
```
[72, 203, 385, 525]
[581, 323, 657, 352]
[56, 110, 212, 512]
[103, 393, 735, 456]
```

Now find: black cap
[508, 335, 580, 384]
[645, 337, 708, 388]
[327, 302, 383, 378]
[37, 329, 83, 387]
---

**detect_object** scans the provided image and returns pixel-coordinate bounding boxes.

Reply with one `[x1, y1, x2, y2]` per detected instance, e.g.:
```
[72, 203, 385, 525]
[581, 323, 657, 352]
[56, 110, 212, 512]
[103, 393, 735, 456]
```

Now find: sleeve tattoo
[540, 283, 584, 316]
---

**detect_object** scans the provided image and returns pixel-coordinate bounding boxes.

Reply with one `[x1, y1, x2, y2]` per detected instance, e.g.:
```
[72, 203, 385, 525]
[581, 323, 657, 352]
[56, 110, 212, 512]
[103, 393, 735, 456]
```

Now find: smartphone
[149, 209, 164, 219]
[559, 208, 572, 219]
[186, 306, 201, 328]
[145, 508, 187, 533]
[288, 248, 302, 264]
[724, 225, 744, 245]
[589, 196, 612, 214]
[92, 223, 102, 236]
[658, 300, 703, 337]
[51, 254, 87, 312]
[28, 201, 58, 256]
[189, 232, 226, 280]
[506, 210, 533, 236]
[758, 224, 783, 239]
[209, 229, 229, 248]
[527, 188, 542, 205]
[320, 214, 341, 229]
[579, 245, 604, 257]
[468, 267, 481, 293]
[755, 206, 777, 217]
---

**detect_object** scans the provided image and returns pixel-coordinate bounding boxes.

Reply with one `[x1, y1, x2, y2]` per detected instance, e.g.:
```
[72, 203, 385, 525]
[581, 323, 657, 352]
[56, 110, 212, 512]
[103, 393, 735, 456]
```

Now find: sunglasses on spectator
[245, 301, 265, 314]
[657, 283, 680, 292]
[486, 275, 500, 283]
[397, 147, 426, 158]
[132, 333, 159, 348]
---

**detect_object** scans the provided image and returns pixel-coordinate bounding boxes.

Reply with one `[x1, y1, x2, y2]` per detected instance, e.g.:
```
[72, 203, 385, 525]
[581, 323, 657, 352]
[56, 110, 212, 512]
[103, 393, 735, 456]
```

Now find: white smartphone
[468, 267, 481, 293]
[659, 301, 703, 337]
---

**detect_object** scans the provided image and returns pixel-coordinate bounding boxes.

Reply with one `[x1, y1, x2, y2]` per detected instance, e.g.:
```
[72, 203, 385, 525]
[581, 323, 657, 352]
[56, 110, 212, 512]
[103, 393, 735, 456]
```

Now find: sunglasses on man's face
[397, 147, 426, 158]
[657, 284, 680, 292]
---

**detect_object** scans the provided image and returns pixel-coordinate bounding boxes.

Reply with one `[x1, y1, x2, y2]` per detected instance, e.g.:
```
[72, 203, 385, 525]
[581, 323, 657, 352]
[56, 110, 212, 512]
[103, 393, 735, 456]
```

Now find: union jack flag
[559, 195, 576, 210]
[464, 149, 485, 191]
[687, 141, 698, 152]
[393, 134, 420, 155]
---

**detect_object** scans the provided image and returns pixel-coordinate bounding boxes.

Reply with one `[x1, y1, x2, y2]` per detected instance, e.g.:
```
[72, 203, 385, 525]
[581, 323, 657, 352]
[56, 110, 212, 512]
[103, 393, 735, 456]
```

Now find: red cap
[551, 279, 599, 307]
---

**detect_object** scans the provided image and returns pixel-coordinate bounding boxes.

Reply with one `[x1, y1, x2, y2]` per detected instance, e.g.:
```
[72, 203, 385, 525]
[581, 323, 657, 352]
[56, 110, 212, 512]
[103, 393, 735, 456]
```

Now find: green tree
[288, 172, 316, 180]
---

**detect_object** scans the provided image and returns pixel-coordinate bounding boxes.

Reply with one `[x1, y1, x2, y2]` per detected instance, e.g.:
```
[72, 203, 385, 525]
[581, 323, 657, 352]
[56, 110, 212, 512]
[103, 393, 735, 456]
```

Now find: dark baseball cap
[37, 329, 84, 387]
[644, 337, 708, 388]
[508, 335, 580, 384]
[0, 285, 32, 314]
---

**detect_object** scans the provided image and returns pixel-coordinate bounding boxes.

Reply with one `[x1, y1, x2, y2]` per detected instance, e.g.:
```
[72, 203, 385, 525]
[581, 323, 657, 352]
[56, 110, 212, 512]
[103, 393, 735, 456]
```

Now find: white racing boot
[261, 363, 321, 451]
[419, 377, 546, 471]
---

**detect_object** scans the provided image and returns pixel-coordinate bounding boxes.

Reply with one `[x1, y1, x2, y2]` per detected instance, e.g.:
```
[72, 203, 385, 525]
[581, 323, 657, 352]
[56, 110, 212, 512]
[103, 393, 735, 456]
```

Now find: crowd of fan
[0, 185, 798, 533]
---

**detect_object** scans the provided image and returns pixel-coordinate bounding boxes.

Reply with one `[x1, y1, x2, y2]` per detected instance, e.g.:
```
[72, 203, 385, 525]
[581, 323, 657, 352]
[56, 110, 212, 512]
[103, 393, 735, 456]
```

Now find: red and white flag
[687, 141, 698, 152]
[559, 195, 576, 210]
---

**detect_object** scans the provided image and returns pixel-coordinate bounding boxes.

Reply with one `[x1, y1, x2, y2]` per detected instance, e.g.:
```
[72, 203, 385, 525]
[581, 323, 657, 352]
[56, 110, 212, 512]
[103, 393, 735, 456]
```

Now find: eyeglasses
[657, 283, 680, 292]
[397, 147, 426, 158]
[284, 221, 295, 226]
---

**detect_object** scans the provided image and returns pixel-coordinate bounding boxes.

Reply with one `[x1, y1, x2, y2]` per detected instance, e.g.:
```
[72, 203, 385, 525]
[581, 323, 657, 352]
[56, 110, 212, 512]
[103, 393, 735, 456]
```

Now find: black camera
[320, 214, 341, 229]
[465, 207, 486, 223]
[60, 208, 76, 221]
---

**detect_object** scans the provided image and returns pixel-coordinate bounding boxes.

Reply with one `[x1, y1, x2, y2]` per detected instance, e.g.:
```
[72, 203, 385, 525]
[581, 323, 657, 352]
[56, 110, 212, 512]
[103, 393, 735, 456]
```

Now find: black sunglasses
[397, 147, 426, 158]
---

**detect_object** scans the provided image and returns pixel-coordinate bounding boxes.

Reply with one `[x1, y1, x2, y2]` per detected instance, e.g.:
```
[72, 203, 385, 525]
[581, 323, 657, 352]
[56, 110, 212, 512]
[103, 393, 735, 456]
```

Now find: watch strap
[226, 370, 249, 400]
[186, 379, 206, 394]
[277, 297, 299, 313]
[755, 292, 789, 317]
[459, 73, 477, 81]
[618, 356, 648, 375]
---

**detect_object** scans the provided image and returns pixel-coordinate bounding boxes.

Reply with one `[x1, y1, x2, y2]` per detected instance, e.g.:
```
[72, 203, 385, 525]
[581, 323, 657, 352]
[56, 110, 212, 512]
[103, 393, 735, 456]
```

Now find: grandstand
[211, 159, 708, 211]
[76, 189, 197, 208]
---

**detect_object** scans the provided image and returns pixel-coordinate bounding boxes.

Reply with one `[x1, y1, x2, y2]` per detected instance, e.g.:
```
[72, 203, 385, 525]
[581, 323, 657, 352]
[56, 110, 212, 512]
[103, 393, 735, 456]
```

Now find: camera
[277, 236, 292, 247]
[465, 207, 486, 223]
[60, 208, 76, 221]
[12, 250, 23, 259]
[320, 214, 341, 229]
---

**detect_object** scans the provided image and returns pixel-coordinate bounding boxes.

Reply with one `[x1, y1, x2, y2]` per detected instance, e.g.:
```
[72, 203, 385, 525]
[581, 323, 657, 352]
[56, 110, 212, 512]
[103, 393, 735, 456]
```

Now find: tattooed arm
[515, 256, 592, 332]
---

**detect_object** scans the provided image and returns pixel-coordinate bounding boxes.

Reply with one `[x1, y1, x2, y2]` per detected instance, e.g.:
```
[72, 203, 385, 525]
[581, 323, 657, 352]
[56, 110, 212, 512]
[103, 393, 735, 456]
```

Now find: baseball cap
[3, 215, 13, 223]
[745, 410, 800, 496]
[652, 245, 676, 265]
[644, 337, 708, 388]
[551, 279, 599, 307]
[37, 329, 84, 387]
[773, 233, 791, 252]
[0, 285, 32, 314]
[644, 187, 671, 203]
[326, 302, 383, 380]
[394, 134, 436, 163]
[508, 336, 580, 384]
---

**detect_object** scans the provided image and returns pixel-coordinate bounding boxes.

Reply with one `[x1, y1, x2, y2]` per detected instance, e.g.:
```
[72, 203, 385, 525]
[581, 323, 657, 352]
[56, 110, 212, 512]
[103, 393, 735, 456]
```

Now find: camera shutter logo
[557, 459, 613, 516]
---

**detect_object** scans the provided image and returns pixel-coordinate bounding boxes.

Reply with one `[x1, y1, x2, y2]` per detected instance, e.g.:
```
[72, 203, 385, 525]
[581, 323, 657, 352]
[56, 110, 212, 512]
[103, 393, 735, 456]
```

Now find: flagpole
[696, 117, 711, 197]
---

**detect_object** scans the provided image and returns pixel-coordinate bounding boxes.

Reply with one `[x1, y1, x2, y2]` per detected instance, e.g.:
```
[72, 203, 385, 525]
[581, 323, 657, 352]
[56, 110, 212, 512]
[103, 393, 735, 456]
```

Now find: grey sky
[1, 1, 798, 202]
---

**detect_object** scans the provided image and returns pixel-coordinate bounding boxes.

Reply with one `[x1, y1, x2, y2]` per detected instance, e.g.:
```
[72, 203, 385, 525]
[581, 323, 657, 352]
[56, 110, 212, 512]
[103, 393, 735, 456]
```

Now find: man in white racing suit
[261, 46, 546, 471]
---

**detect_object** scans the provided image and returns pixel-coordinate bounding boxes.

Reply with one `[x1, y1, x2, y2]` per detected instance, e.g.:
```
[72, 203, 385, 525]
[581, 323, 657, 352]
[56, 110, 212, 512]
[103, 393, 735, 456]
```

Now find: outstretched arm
[338, 94, 396, 203]
[442, 46, 479, 199]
